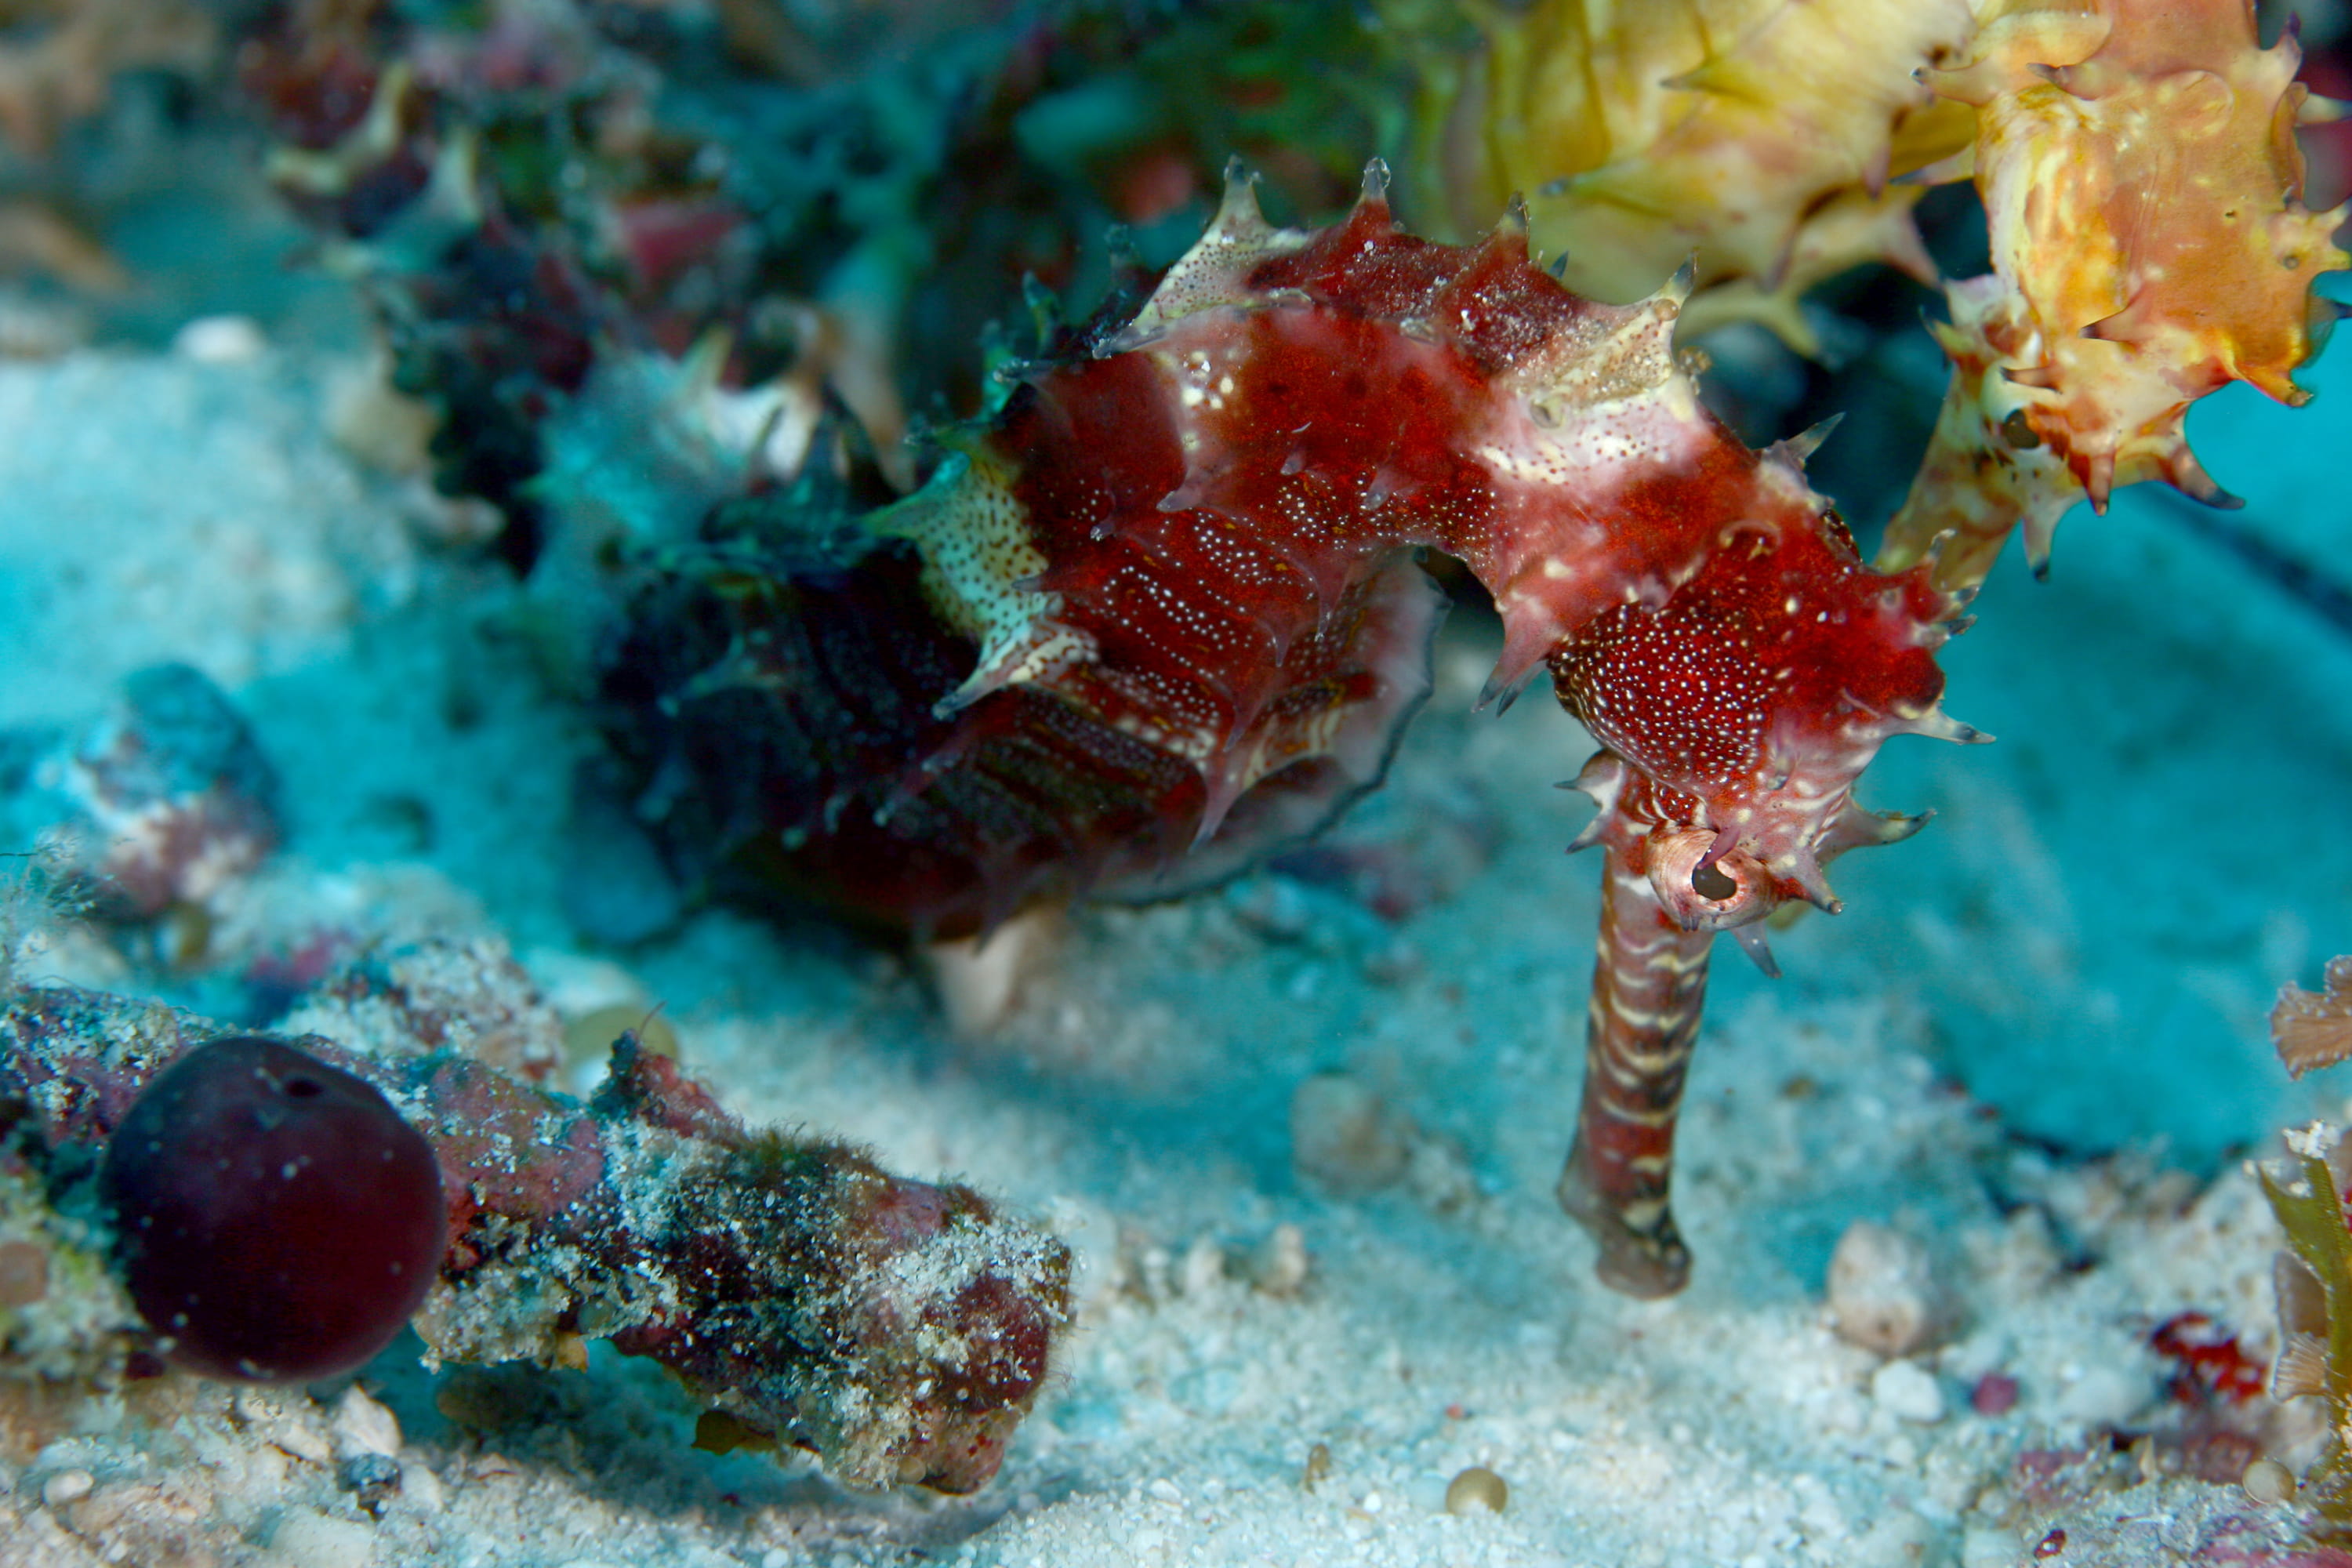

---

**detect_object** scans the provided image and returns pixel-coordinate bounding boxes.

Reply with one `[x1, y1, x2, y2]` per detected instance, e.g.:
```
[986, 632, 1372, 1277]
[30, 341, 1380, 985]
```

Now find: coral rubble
[0, 980, 1070, 1492]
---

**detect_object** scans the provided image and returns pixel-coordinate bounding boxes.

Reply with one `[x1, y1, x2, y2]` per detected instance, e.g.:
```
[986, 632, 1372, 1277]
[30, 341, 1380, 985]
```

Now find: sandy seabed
[0, 302, 2349, 1568]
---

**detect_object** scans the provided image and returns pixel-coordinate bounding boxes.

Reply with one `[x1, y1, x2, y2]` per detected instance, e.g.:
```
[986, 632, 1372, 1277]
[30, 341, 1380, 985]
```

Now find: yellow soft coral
[1397, 0, 1979, 350]
[1879, 0, 2348, 587]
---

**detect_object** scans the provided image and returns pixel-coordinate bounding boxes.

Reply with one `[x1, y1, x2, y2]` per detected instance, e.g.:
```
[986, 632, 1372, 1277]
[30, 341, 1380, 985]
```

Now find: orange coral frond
[1882, 0, 2349, 587]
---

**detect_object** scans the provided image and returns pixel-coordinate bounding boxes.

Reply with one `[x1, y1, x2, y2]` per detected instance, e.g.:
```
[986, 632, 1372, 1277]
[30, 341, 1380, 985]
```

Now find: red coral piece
[1970, 1371, 2020, 1415]
[2151, 1310, 2269, 1406]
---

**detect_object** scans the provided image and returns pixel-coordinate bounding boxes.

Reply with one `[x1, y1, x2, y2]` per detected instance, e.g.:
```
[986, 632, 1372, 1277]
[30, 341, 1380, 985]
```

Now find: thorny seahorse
[609, 164, 1972, 1298]
[605, 0, 2346, 1298]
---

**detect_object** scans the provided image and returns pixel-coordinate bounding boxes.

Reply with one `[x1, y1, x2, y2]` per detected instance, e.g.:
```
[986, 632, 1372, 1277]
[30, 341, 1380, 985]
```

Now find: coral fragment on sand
[4, 662, 283, 924]
[0, 982, 1069, 1492]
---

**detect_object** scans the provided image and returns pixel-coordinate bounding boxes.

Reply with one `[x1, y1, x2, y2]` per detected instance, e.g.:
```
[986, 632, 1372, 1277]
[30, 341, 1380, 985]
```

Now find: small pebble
[1131, 1243, 1173, 1302]
[1254, 1223, 1310, 1297]
[1290, 1073, 1410, 1195]
[2242, 1457, 2297, 1504]
[234, 1388, 290, 1423]
[1871, 1359, 1947, 1425]
[270, 1417, 335, 1468]
[397, 1461, 445, 1515]
[1404, 1135, 1479, 1213]
[1969, 1372, 2020, 1416]
[920, 909, 1054, 1035]
[41, 1469, 92, 1507]
[172, 314, 268, 363]
[1827, 1221, 1952, 1357]
[1444, 1466, 1508, 1515]
[1179, 1237, 1225, 1297]
[338, 1453, 402, 1516]
[330, 1385, 403, 1461]
[325, 356, 437, 475]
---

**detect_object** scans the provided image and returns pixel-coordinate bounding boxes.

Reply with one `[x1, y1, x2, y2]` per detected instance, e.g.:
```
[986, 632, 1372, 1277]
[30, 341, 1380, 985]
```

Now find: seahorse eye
[1643, 826, 1777, 933]
[1690, 861, 1737, 901]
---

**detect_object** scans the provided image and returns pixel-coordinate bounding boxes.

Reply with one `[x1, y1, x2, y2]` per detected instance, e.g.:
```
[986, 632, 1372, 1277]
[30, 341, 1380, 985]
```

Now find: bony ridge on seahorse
[609, 158, 1980, 1298]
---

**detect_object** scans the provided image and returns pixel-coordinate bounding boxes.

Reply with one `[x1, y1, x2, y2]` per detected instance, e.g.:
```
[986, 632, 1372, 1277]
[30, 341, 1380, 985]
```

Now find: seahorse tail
[1555, 837, 1713, 1299]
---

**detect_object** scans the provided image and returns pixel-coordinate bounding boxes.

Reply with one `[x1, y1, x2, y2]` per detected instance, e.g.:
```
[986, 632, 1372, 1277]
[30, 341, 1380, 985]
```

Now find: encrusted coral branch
[1881, 0, 2349, 587]
[0, 983, 1070, 1493]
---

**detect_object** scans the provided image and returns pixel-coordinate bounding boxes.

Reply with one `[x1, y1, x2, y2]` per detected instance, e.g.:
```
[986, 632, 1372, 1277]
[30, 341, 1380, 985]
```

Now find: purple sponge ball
[100, 1036, 447, 1382]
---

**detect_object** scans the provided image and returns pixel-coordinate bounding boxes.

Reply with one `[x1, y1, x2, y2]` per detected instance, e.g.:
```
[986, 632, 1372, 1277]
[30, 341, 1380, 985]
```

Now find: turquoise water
[1798, 336, 2352, 1163]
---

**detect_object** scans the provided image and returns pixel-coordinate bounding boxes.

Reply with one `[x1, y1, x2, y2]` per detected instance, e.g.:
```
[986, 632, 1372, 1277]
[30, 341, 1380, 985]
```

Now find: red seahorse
[608, 164, 1978, 1297]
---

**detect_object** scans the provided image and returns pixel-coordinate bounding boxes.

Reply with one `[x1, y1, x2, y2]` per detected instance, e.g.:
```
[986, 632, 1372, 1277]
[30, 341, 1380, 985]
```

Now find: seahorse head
[1552, 499, 1980, 928]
